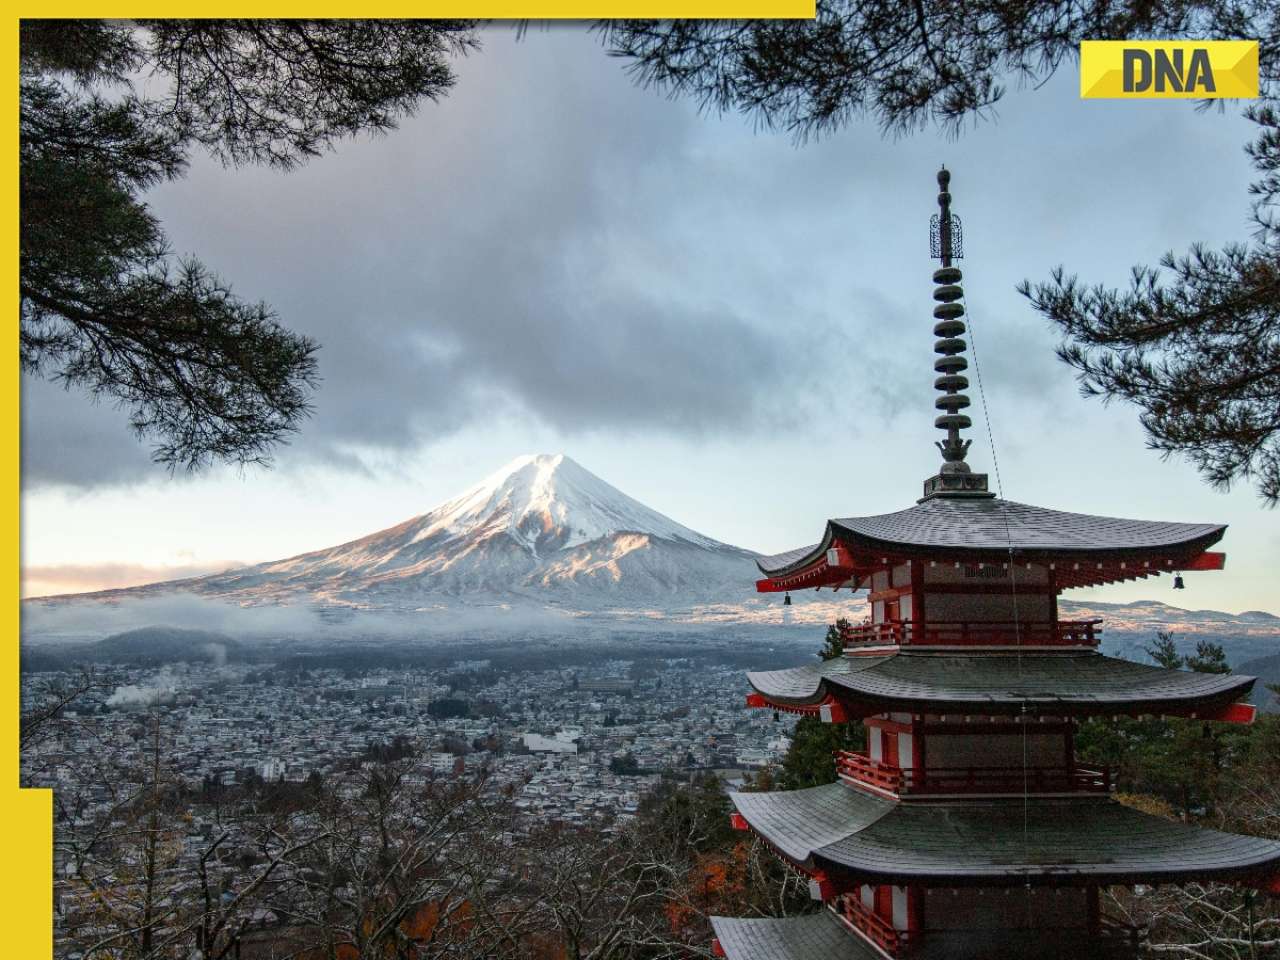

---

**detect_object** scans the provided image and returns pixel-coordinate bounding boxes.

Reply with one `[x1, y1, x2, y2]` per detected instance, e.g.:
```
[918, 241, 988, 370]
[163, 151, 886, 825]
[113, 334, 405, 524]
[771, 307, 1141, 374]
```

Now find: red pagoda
[710, 168, 1280, 960]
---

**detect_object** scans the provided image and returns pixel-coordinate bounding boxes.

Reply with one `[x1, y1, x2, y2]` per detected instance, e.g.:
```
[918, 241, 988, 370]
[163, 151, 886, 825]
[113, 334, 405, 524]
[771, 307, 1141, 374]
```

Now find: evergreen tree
[1185, 639, 1232, 675]
[818, 618, 846, 661]
[601, 7, 1263, 139]
[778, 714, 864, 789]
[1145, 629, 1183, 669]
[610, 751, 641, 775]
[21, 20, 477, 470]
[778, 618, 865, 789]
[1077, 631, 1245, 818]
[635, 773, 734, 857]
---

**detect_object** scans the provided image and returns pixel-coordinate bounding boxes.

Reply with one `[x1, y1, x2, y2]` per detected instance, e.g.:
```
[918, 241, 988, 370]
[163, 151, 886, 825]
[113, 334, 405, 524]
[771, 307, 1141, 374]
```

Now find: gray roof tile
[732, 783, 1280, 884]
[730, 783, 895, 861]
[747, 651, 1254, 715]
[710, 912, 879, 960]
[758, 498, 1225, 575]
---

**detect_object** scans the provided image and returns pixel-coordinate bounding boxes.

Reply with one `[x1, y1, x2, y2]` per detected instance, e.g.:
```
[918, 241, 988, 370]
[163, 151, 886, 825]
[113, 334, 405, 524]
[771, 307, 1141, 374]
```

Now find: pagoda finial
[930, 165, 961, 267]
[921, 166, 994, 502]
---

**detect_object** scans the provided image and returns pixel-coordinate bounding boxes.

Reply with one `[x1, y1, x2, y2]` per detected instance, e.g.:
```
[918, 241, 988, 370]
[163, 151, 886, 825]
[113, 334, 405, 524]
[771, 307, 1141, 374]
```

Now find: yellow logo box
[1080, 40, 1258, 98]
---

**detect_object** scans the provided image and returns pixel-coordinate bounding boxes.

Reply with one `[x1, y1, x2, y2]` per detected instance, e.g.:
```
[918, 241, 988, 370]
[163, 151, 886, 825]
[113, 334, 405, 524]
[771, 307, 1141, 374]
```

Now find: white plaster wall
[868, 726, 883, 762]
[892, 886, 909, 930]
[899, 732, 914, 769]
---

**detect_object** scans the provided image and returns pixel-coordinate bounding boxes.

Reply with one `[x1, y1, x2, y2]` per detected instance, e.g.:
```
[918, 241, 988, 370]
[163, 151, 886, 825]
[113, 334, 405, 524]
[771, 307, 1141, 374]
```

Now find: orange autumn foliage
[665, 842, 751, 937]
[298, 898, 475, 959]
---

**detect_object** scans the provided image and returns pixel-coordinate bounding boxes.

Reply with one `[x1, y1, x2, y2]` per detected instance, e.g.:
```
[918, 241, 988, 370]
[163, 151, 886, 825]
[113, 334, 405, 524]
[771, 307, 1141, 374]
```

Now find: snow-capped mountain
[61, 454, 762, 612]
[401, 453, 726, 558]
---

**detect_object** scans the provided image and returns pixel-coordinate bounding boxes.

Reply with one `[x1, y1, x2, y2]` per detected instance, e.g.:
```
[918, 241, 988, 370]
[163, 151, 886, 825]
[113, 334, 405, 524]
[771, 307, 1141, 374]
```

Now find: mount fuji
[55, 455, 767, 615]
[28, 457, 1280, 651]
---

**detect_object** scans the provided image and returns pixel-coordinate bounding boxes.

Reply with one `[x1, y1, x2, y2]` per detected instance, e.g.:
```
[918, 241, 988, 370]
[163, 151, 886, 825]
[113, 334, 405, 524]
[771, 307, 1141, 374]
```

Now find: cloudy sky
[21, 24, 1278, 613]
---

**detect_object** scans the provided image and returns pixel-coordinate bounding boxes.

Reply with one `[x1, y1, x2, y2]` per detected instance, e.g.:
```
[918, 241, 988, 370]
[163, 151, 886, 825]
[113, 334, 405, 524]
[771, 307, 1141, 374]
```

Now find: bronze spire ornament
[921, 166, 994, 501]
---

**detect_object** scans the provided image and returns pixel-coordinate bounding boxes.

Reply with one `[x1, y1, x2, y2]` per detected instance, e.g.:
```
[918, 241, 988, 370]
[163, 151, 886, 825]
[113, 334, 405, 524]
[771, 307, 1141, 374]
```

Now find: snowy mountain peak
[44, 454, 757, 611]
[414, 453, 723, 556]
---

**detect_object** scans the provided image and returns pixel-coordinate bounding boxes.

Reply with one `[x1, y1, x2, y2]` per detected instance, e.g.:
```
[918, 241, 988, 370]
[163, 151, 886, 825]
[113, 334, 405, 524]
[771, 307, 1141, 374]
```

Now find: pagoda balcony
[836, 750, 1113, 797]
[836, 894, 910, 957]
[838, 618, 1102, 650]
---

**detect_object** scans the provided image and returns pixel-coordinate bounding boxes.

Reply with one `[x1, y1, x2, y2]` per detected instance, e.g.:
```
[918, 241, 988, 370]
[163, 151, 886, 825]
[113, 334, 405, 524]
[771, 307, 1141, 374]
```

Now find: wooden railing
[838, 618, 1102, 649]
[836, 751, 903, 792]
[838, 895, 908, 956]
[836, 751, 1112, 796]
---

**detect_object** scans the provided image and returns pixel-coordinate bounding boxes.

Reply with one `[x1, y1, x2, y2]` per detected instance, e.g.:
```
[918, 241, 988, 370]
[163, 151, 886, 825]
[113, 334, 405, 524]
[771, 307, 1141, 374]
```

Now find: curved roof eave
[731, 784, 1280, 888]
[815, 797, 1280, 886]
[757, 524, 841, 577]
[746, 652, 1256, 716]
[710, 913, 881, 960]
[757, 499, 1226, 578]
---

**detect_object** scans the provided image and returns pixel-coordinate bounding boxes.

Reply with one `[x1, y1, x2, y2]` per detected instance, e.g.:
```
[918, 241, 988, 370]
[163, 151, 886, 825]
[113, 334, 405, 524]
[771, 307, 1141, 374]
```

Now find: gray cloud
[23, 24, 1258, 491]
[22, 376, 166, 488]
[24, 26, 825, 491]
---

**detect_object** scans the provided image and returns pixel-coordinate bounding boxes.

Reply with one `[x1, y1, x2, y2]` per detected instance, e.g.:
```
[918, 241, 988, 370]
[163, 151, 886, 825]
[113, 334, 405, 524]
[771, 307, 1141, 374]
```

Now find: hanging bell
[783, 592, 792, 606]
[1173, 574, 1185, 590]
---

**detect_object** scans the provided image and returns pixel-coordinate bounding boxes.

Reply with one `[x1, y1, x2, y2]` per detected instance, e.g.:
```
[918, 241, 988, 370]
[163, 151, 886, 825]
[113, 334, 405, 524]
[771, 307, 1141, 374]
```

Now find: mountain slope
[53, 455, 761, 611]
[34, 456, 1279, 644]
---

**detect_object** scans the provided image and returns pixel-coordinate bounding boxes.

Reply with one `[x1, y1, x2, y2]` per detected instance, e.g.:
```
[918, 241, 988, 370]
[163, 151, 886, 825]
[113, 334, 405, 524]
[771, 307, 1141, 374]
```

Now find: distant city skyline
[21, 25, 1278, 614]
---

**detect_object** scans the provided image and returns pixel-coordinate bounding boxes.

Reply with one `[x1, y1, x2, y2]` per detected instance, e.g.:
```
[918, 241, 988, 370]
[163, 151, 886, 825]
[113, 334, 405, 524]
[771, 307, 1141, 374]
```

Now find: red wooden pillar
[1086, 885, 1100, 935]
[914, 717, 927, 791]
[883, 730, 900, 769]
[874, 884, 893, 922]
[910, 559, 925, 646]
[907, 885, 923, 939]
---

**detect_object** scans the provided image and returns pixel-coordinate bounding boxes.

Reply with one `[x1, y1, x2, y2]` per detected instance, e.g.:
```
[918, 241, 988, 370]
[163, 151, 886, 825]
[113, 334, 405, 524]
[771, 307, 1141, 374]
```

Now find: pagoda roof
[747, 650, 1253, 718]
[712, 911, 1140, 960]
[758, 497, 1224, 579]
[710, 913, 879, 960]
[731, 783, 1280, 886]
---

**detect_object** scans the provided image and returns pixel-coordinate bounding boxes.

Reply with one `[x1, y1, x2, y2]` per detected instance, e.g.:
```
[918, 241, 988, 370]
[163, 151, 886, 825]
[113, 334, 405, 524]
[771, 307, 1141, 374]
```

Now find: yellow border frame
[7, 18, 52, 958]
